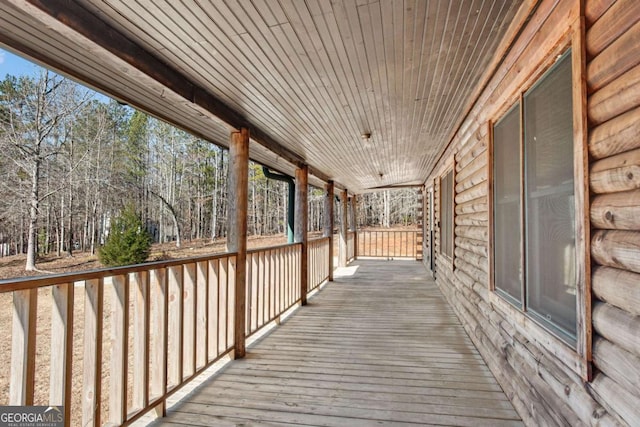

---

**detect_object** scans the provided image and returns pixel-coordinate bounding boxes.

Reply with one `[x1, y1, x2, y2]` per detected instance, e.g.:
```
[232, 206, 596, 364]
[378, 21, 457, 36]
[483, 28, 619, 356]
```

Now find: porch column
[324, 181, 335, 281]
[339, 189, 348, 267]
[295, 165, 309, 305]
[351, 194, 358, 260]
[227, 128, 249, 359]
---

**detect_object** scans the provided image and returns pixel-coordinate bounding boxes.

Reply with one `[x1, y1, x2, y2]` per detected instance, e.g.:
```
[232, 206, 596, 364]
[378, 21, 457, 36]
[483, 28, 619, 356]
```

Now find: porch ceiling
[0, 0, 522, 193]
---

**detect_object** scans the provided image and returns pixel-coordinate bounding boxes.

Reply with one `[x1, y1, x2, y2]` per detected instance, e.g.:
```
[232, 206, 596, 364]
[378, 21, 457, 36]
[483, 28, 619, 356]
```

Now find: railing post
[339, 189, 348, 267]
[324, 181, 334, 281]
[351, 194, 358, 260]
[295, 165, 308, 305]
[227, 128, 249, 359]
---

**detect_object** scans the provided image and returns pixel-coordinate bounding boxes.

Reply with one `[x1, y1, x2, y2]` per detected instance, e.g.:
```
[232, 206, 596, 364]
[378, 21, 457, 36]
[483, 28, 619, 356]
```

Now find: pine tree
[99, 205, 152, 266]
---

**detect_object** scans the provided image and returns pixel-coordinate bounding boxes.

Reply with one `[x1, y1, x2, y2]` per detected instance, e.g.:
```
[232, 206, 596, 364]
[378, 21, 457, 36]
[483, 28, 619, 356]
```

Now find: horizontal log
[592, 266, 640, 316]
[587, 19, 640, 93]
[592, 301, 640, 358]
[591, 190, 640, 230]
[455, 211, 488, 227]
[454, 247, 487, 274]
[588, 370, 640, 427]
[585, 0, 616, 26]
[591, 230, 640, 273]
[454, 236, 487, 258]
[455, 225, 488, 242]
[455, 167, 487, 193]
[455, 152, 487, 183]
[455, 198, 487, 215]
[456, 138, 487, 172]
[589, 105, 640, 160]
[457, 133, 485, 164]
[593, 336, 640, 402]
[588, 64, 640, 126]
[455, 182, 487, 205]
[590, 147, 640, 194]
[454, 257, 487, 284]
[503, 329, 610, 426]
[586, 0, 640, 58]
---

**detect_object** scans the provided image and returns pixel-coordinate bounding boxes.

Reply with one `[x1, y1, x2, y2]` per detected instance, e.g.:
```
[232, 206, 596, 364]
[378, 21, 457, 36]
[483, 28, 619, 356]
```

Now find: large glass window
[493, 105, 522, 304]
[492, 51, 576, 344]
[440, 169, 454, 260]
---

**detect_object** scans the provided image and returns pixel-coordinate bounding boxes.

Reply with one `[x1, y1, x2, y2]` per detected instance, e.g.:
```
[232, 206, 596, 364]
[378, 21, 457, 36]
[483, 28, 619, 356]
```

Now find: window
[440, 169, 454, 260]
[492, 51, 576, 345]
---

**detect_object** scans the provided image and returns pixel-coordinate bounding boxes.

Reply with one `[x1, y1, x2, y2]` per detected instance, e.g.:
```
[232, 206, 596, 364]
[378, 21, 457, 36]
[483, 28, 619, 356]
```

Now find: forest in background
[0, 70, 418, 271]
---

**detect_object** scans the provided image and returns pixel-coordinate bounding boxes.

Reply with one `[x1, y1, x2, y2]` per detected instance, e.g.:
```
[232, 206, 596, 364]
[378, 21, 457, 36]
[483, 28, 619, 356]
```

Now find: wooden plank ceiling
[0, 0, 522, 193]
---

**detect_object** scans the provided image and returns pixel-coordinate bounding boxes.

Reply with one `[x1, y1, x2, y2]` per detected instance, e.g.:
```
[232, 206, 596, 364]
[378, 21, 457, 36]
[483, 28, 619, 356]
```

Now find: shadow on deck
[153, 260, 522, 426]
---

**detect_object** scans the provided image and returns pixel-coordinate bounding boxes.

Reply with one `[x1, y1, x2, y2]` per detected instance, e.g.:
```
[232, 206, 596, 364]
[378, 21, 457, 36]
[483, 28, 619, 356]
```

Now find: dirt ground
[0, 234, 292, 280]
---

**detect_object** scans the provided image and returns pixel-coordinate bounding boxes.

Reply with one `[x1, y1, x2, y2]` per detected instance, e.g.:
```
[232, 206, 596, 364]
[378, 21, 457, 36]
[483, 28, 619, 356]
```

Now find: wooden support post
[295, 165, 309, 305]
[351, 194, 358, 260]
[324, 181, 335, 281]
[227, 128, 249, 359]
[339, 189, 348, 267]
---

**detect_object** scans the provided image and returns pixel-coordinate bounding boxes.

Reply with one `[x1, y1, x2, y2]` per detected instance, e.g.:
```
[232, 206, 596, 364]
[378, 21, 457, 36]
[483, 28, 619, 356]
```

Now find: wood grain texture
[588, 64, 640, 126]
[590, 147, 640, 193]
[82, 279, 103, 426]
[589, 105, 640, 160]
[593, 301, 640, 358]
[591, 190, 640, 229]
[324, 181, 334, 281]
[49, 283, 74, 425]
[585, 0, 640, 58]
[156, 260, 522, 427]
[295, 166, 309, 305]
[228, 129, 249, 358]
[592, 336, 640, 402]
[591, 230, 640, 273]
[592, 266, 640, 316]
[587, 18, 640, 92]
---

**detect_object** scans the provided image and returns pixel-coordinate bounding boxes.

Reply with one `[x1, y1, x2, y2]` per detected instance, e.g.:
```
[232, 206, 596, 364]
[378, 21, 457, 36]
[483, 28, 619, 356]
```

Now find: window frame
[488, 27, 591, 381]
[438, 162, 455, 265]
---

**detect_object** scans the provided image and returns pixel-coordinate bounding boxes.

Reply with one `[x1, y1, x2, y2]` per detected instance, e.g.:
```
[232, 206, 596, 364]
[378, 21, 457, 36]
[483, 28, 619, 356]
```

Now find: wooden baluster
[131, 271, 149, 412]
[109, 274, 129, 425]
[10, 289, 37, 406]
[82, 279, 103, 426]
[149, 268, 167, 418]
[49, 283, 73, 426]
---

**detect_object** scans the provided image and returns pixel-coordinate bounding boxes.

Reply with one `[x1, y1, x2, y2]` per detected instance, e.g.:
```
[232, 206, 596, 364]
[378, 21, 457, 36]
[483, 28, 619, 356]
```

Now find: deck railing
[246, 243, 301, 337]
[347, 231, 355, 262]
[357, 229, 419, 259]
[0, 253, 238, 427]
[308, 237, 330, 292]
[0, 237, 338, 426]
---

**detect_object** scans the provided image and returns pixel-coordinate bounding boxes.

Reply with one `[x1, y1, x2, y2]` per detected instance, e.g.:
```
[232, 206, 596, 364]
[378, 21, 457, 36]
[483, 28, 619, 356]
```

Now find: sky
[0, 48, 41, 79]
[0, 47, 113, 103]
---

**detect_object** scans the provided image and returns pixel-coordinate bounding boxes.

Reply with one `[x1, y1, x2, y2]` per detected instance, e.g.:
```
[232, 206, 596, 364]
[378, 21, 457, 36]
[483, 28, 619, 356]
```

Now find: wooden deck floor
[154, 260, 523, 427]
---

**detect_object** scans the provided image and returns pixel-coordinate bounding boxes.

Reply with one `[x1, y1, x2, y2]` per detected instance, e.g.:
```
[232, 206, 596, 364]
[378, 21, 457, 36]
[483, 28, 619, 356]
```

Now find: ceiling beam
[23, 0, 333, 184]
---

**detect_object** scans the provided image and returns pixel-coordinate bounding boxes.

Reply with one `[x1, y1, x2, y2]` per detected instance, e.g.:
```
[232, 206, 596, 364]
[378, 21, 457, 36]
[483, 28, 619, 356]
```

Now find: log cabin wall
[425, 0, 640, 425]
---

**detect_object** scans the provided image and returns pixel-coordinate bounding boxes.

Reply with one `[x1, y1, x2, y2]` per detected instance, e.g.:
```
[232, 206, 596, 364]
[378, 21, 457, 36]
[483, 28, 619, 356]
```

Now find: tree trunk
[25, 160, 40, 271]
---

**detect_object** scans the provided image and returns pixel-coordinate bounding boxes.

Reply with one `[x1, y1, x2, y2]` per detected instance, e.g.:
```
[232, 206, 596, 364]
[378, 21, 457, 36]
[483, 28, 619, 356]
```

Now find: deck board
[154, 260, 522, 426]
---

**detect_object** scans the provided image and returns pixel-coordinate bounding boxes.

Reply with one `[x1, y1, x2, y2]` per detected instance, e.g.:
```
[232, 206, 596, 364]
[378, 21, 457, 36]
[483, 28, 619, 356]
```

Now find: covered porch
[154, 260, 521, 427]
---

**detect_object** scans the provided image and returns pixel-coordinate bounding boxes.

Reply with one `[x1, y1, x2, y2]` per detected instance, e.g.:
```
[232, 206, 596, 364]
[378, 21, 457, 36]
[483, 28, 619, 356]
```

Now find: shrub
[99, 206, 152, 267]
